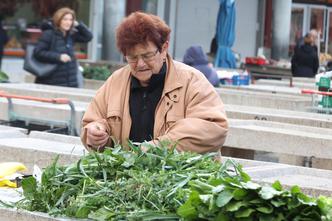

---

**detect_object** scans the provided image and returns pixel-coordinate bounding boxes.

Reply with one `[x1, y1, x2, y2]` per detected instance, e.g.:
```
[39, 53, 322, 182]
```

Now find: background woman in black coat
[0, 18, 8, 69]
[291, 33, 319, 78]
[33, 7, 92, 87]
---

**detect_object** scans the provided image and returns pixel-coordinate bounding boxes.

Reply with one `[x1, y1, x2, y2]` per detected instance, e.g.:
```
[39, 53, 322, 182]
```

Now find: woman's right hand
[86, 123, 109, 150]
[60, 54, 71, 63]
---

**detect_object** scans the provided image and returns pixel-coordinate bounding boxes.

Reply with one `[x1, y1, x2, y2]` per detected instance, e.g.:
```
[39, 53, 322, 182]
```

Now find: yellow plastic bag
[0, 179, 17, 188]
[0, 162, 27, 178]
[0, 162, 27, 188]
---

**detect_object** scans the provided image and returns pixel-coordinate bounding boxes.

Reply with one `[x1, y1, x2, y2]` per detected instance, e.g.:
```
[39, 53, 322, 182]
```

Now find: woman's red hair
[116, 12, 171, 55]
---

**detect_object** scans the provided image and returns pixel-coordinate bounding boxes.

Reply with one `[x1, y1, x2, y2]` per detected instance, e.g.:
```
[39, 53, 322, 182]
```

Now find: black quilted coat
[33, 21, 92, 87]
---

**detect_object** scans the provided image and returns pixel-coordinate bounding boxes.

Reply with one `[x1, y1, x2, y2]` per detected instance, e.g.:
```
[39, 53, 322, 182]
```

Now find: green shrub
[0, 71, 9, 82]
[82, 66, 111, 81]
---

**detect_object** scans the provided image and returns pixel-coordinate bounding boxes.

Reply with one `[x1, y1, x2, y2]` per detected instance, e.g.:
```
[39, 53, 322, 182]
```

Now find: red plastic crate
[245, 57, 266, 65]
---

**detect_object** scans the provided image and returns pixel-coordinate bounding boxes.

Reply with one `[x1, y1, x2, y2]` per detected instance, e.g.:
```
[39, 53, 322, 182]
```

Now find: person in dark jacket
[291, 33, 319, 78]
[0, 19, 8, 69]
[183, 45, 220, 86]
[33, 7, 92, 87]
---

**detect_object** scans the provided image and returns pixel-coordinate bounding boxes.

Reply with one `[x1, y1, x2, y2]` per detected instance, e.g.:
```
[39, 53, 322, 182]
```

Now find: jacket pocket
[107, 110, 122, 124]
[107, 110, 122, 140]
[165, 114, 182, 129]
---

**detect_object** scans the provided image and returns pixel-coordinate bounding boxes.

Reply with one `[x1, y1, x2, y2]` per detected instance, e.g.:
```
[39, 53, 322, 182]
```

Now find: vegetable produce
[83, 66, 111, 80]
[0, 71, 9, 82]
[12, 142, 332, 220]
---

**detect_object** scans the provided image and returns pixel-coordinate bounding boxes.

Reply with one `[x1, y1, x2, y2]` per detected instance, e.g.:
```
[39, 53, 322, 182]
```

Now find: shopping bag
[76, 61, 84, 88]
[23, 44, 57, 77]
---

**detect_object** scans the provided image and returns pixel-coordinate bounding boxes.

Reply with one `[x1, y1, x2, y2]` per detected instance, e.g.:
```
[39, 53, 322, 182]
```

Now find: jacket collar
[163, 54, 183, 97]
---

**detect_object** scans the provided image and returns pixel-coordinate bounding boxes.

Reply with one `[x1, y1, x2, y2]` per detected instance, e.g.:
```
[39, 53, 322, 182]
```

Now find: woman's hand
[86, 123, 109, 150]
[74, 20, 79, 27]
[60, 54, 71, 63]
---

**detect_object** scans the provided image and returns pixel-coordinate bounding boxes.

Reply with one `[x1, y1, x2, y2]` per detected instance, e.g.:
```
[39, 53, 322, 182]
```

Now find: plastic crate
[232, 74, 250, 86]
[317, 77, 331, 89]
[245, 57, 267, 65]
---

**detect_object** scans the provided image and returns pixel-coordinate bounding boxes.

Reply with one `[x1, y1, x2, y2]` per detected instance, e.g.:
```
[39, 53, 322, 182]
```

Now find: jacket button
[166, 102, 170, 106]
[173, 95, 177, 98]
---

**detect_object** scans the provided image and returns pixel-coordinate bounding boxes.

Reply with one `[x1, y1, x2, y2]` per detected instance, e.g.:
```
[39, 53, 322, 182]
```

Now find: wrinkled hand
[86, 123, 109, 150]
[60, 54, 71, 63]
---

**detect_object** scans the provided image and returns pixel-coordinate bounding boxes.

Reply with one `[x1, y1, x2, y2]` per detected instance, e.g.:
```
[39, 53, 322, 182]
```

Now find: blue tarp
[214, 0, 236, 68]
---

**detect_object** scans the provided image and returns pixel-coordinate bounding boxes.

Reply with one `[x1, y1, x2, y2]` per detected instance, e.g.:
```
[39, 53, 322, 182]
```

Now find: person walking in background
[291, 33, 319, 78]
[295, 29, 319, 53]
[81, 12, 228, 154]
[0, 18, 8, 69]
[183, 45, 220, 87]
[33, 7, 92, 87]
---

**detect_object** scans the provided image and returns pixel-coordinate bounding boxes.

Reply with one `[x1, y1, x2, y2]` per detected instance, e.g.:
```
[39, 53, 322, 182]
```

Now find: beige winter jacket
[81, 54, 228, 153]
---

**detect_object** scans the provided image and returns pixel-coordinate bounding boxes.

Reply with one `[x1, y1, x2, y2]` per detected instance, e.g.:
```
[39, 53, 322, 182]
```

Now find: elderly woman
[33, 7, 92, 87]
[81, 12, 228, 153]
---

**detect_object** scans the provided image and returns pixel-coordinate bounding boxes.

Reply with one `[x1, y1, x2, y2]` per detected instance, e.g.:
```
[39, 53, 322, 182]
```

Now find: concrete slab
[254, 78, 316, 89]
[1, 58, 25, 83]
[0, 125, 27, 138]
[216, 88, 312, 111]
[246, 164, 332, 197]
[223, 84, 303, 95]
[292, 77, 316, 84]
[0, 98, 87, 135]
[225, 119, 332, 159]
[0, 207, 78, 221]
[0, 83, 96, 103]
[25, 73, 105, 90]
[0, 134, 85, 173]
[225, 104, 332, 128]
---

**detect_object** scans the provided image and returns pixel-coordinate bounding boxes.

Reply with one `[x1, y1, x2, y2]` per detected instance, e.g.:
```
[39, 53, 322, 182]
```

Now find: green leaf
[259, 186, 281, 200]
[226, 201, 247, 212]
[233, 188, 248, 200]
[21, 176, 37, 199]
[214, 212, 230, 221]
[216, 190, 233, 207]
[290, 185, 301, 194]
[235, 208, 255, 218]
[121, 152, 136, 168]
[256, 204, 273, 214]
[75, 206, 91, 218]
[296, 192, 316, 206]
[272, 181, 283, 191]
[88, 207, 114, 221]
[270, 198, 286, 207]
[199, 194, 212, 205]
[177, 191, 199, 219]
[242, 181, 261, 190]
[0, 71, 9, 82]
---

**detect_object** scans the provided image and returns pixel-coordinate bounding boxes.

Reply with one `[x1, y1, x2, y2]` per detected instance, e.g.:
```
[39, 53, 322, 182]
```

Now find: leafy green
[15, 142, 332, 221]
[83, 66, 112, 80]
[0, 71, 9, 82]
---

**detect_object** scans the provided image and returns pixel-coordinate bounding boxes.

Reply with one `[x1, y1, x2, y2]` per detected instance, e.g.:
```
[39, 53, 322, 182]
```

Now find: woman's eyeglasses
[126, 49, 159, 63]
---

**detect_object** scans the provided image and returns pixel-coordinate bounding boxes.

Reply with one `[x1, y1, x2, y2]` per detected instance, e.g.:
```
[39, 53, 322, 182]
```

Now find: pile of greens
[82, 66, 112, 81]
[15, 143, 332, 220]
